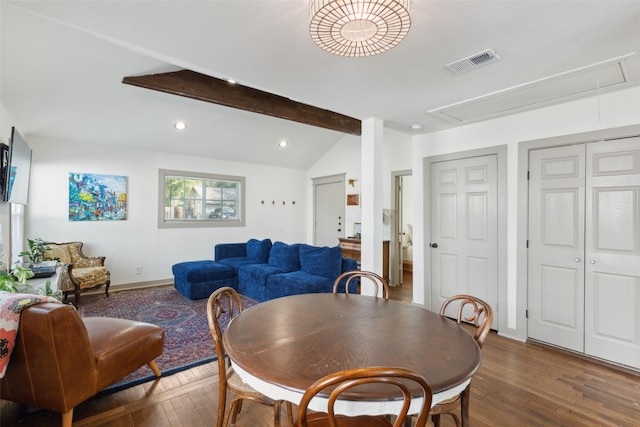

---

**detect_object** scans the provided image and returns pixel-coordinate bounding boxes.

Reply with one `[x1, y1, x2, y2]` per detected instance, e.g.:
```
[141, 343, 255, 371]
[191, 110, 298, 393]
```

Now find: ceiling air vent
[446, 49, 500, 74]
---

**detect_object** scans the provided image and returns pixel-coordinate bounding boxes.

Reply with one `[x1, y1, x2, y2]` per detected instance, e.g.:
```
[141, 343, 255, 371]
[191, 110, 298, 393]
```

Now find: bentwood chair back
[333, 271, 390, 299]
[294, 366, 433, 427]
[439, 294, 493, 348]
[207, 287, 293, 427]
[429, 294, 494, 427]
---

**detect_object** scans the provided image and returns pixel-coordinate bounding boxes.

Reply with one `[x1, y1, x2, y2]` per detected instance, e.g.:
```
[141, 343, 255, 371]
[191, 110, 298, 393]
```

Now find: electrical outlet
[135, 265, 142, 275]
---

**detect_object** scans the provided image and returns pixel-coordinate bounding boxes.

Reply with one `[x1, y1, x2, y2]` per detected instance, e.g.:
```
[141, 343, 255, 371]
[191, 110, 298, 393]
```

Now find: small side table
[27, 267, 61, 293]
[338, 238, 390, 281]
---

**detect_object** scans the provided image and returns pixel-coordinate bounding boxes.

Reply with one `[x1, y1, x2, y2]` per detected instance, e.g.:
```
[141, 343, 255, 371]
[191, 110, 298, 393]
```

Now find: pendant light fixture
[309, 0, 412, 57]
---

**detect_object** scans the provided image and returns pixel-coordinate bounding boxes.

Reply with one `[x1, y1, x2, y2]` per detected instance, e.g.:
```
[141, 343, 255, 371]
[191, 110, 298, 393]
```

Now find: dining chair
[430, 294, 494, 427]
[207, 287, 293, 427]
[333, 270, 390, 299]
[293, 366, 433, 427]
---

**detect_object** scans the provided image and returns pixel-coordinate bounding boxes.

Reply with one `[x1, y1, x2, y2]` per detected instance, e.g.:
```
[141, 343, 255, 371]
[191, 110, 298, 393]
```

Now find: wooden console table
[339, 237, 389, 281]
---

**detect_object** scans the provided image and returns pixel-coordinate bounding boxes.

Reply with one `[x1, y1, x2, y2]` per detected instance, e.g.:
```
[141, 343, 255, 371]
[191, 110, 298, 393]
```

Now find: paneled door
[527, 145, 586, 352]
[313, 175, 345, 248]
[584, 138, 640, 368]
[528, 138, 640, 369]
[430, 155, 498, 328]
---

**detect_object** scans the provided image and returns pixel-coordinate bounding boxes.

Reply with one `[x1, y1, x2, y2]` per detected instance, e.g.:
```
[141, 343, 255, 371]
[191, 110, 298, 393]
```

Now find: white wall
[306, 133, 361, 243]
[23, 136, 308, 287]
[412, 86, 640, 340]
[307, 128, 412, 244]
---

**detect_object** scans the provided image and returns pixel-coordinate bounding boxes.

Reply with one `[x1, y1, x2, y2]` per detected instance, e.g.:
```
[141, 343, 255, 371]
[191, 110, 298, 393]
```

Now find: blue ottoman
[172, 260, 238, 300]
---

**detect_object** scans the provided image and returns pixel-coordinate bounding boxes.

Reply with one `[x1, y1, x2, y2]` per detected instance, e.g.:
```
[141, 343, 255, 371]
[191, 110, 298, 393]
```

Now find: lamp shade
[309, 0, 412, 57]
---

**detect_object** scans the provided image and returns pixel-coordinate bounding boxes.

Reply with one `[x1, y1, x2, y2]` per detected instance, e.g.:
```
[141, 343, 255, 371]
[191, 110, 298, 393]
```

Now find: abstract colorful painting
[69, 173, 127, 221]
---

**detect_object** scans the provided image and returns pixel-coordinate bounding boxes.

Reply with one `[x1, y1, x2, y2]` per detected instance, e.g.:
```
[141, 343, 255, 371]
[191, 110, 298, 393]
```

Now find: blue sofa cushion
[299, 245, 342, 280]
[268, 242, 301, 271]
[218, 257, 256, 271]
[238, 263, 288, 288]
[246, 238, 272, 262]
[215, 242, 247, 260]
[238, 264, 288, 302]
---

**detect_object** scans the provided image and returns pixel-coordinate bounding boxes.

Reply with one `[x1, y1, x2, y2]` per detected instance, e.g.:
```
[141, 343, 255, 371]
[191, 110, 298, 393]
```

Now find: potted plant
[0, 260, 62, 300]
[19, 238, 56, 267]
[0, 261, 34, 293]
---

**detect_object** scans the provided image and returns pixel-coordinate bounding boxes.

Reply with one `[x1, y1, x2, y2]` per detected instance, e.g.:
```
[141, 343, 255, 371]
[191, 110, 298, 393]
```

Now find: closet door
[585, 138, 640, 369]
[527, 145, 586, 352]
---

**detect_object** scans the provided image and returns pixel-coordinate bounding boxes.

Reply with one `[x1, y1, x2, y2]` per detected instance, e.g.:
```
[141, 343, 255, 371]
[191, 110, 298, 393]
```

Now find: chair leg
[274, 400, 282, 427]
[460, 385, 470, 427]
[432, 414, 441, 427]
[216, 385, 226, 427]
[148, 360, 161, 377]
[286, 401, 294, 426]
[226, 398, 242, 426]
[105, 280, 111, 297]
[61, 409, 73, 427]
[74, 288, 81, 307]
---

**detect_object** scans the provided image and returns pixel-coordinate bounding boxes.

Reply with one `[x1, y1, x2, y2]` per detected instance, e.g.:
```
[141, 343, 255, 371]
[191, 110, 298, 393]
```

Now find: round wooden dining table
[223, 293, 481, 419]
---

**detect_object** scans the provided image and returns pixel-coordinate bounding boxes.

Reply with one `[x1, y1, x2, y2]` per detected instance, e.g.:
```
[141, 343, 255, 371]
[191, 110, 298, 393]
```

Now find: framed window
[158, 169, 245, 228]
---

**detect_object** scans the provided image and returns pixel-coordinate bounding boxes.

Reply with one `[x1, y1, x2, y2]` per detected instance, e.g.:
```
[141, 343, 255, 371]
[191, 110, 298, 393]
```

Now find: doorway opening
[391, 171, 412, 288]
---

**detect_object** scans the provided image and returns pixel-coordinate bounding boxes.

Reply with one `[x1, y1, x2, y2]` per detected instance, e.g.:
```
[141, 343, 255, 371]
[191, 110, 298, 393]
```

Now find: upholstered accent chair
[1, 302, 164, 427]
[44, 241, 110, 306]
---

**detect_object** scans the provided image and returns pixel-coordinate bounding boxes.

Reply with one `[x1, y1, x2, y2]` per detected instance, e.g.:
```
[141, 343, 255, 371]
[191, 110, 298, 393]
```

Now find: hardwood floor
[3, 274, 639, 426]
[388, 269, 414, 303]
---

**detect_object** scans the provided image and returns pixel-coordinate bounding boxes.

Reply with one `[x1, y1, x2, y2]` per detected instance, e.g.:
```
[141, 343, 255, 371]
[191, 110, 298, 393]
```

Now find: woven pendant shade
[309, 0, 412, 57]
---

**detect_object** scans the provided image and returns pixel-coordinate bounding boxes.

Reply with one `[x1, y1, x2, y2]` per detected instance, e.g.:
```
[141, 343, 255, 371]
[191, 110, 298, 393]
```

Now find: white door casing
[430, 155, 498, 329]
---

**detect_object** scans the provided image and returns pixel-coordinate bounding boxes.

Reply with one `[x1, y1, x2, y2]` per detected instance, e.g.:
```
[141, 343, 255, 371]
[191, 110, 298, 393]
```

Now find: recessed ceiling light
[279, 140, 288, 148]
[410, 123, 423, 130]
[174, 121, 187, 130]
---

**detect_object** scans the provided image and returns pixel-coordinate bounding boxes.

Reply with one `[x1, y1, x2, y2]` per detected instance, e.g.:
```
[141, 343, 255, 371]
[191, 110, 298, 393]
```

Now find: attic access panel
[429, 53, 640, 124]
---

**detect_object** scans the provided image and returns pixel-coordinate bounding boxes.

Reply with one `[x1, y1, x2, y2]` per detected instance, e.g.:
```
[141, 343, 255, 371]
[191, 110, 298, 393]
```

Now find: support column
[360, 118, 384, 295]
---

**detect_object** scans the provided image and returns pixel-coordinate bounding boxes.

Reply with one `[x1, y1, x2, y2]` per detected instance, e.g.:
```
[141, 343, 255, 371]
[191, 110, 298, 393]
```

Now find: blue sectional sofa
[172, 238, 358, 302]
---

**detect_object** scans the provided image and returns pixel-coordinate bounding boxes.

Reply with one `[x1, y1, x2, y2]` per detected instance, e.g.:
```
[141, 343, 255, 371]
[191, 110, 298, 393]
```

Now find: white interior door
[527, 145, 586, 352]
[313, 176, 345, 247]
[585, 138, 640, 369]
[430, 155, 498, 328]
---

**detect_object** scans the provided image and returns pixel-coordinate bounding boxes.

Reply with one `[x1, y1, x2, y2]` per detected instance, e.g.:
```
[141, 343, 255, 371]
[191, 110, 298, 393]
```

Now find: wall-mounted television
[1, 127, 32, 205]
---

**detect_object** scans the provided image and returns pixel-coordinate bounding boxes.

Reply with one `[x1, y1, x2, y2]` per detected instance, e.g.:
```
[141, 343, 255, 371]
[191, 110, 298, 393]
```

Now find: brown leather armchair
[1, 302, 164, 427]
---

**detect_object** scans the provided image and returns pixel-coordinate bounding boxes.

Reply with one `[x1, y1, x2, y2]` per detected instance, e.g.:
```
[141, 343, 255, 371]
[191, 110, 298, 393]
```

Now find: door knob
[431, 243, 438, 248]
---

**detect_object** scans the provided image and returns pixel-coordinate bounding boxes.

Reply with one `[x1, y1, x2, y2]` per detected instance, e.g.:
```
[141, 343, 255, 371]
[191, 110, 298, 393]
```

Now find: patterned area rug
[78, 286, 256, 394]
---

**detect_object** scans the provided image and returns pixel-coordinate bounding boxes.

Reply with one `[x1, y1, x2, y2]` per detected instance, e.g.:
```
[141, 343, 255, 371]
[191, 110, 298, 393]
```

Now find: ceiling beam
[123, 70, 362, 135]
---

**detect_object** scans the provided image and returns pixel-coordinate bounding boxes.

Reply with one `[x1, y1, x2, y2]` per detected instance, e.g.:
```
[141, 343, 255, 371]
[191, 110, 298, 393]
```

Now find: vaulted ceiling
[2, 1, 640, 169]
